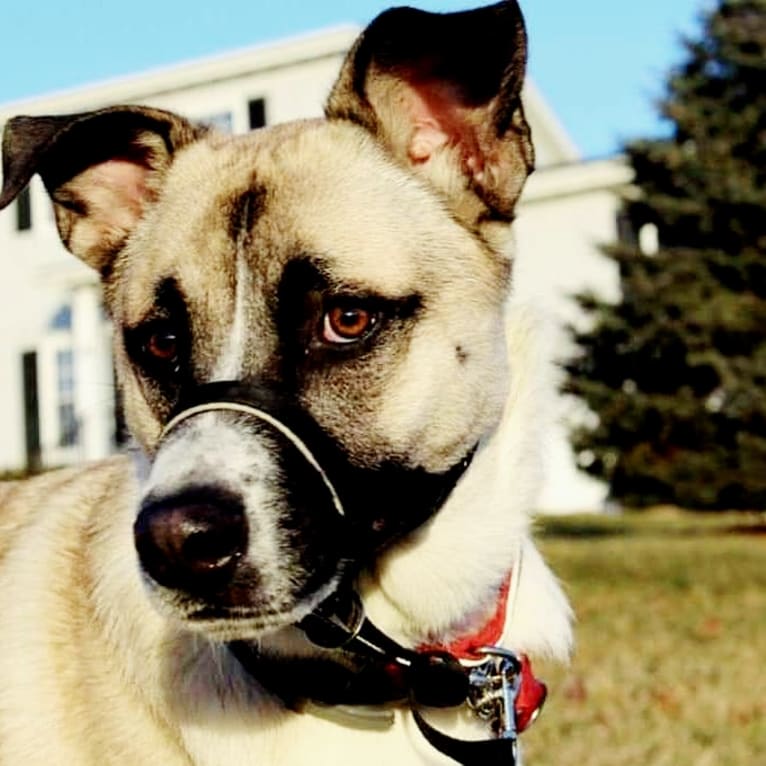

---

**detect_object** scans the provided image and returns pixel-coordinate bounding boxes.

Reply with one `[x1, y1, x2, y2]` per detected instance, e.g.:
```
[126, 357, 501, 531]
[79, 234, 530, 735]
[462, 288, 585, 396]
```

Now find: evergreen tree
[564, 0, 766, 510]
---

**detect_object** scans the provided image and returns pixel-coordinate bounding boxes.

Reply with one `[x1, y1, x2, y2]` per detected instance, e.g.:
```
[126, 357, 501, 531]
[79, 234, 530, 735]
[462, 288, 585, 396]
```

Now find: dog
[0, 2, 571, 763]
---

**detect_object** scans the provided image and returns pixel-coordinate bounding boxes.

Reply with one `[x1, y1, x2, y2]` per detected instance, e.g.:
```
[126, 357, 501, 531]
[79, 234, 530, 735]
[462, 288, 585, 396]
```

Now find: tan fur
[0, 460, 190, 763]
[0, 4, 571, 763]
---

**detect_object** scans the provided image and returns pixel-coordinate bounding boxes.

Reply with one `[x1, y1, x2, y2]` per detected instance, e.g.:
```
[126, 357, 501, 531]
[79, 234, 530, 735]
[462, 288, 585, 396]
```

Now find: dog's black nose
[134, 489, 248, 594]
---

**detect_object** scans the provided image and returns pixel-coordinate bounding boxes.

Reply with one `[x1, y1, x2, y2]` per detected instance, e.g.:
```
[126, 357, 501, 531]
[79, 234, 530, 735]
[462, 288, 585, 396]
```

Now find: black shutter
[22, 352, 41, 472]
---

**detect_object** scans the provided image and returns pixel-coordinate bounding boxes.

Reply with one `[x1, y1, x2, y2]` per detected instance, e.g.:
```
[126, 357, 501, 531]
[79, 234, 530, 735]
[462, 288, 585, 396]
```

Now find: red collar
[419, 574, 511, 661]
[417, 573, 546, 733]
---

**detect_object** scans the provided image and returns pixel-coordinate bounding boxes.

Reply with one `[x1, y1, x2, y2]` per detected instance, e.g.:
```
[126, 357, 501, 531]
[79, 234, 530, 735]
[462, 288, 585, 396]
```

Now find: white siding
[514, 160, 632, 511]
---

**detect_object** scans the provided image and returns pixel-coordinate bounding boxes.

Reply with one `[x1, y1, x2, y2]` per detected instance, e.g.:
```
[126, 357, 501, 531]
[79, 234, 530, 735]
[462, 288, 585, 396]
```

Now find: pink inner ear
[402, 79, 483, 177]
[84, 158, 153, 220]
[60, 156, 157, 264]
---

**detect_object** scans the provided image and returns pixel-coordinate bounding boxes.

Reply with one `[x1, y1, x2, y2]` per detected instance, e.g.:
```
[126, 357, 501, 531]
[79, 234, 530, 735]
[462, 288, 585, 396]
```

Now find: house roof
[0, 24, 580, 170]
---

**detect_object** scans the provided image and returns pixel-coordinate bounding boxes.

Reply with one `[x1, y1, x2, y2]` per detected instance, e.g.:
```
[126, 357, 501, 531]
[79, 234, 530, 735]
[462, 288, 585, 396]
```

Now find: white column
[71, 283, 114, 461]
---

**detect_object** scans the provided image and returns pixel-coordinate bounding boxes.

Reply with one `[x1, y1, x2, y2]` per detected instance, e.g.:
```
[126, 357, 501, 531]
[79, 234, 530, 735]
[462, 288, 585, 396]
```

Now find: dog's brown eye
[145, 329, 179, 362]
[322, 306, 376, 344]
[125, 315, 187, 381]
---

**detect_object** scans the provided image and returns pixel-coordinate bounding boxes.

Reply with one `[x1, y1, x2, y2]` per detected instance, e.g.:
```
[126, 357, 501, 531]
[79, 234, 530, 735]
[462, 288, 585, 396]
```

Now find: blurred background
[0, 1, 763, 763]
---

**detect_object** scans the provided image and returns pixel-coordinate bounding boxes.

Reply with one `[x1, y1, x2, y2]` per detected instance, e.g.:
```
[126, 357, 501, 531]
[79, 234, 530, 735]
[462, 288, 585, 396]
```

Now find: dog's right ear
[326, 0, 533, 237]
[0, 106, 207, 274]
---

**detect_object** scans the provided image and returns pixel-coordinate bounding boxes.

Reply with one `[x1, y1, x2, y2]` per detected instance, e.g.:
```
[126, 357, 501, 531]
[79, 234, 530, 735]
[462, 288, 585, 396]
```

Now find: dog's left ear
[0, 106, 206, 274]
[327, 0, 533, 233]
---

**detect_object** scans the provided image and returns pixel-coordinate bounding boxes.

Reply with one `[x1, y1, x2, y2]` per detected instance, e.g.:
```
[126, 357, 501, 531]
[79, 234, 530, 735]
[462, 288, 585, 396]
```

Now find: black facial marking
[274, 257, 422, 384]
[227, 185, 267, 244]
[123, 278, 193, 402]
[328, 453, 472, 555]
[274, 258, 328, 374]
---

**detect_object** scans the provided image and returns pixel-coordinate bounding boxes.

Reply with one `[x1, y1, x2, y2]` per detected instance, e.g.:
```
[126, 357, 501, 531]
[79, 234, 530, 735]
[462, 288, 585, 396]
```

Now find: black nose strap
[160, 380, 475, 556]
[161, 400, 346, 519]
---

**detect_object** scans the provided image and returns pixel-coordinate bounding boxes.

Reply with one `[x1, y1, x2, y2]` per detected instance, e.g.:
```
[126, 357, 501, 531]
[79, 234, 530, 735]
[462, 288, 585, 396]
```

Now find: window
[50, 304, 72, 330]
[617, 207, 660, 256]
[248, 98, 267, 130]
[56, 349, 78, 448]
[201, 112, 233, 133]
[38, 293, 115, 467]
[616, 209, 637, 246]
[16, 185, 32, 231]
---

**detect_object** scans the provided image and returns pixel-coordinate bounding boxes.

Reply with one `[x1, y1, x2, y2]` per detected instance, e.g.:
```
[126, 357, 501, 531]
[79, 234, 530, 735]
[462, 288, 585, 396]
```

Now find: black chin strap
[411, 712, 518, 766]
[230, 590, 521, 766]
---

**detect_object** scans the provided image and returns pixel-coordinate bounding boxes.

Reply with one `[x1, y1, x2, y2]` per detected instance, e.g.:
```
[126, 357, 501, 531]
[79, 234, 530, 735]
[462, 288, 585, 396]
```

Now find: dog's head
[0, 2, 533, 640]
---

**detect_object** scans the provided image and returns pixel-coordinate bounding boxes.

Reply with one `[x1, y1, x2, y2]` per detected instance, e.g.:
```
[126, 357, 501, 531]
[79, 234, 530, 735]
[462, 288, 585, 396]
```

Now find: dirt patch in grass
[522, 511, 766, 766]
[727, 523, 766, 536]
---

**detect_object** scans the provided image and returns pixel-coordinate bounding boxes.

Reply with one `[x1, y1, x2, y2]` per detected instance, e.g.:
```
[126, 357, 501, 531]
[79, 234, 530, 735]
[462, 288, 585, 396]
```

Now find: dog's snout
[134, 489, 248, 593]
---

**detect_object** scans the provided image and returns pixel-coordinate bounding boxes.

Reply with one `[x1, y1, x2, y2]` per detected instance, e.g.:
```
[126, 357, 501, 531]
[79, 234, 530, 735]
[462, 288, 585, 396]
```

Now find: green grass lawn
[522, 510, 766, 766]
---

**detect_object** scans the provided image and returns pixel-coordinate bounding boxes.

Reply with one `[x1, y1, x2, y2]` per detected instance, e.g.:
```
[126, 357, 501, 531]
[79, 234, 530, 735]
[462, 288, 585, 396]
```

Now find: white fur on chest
[179, 696, 487, 766]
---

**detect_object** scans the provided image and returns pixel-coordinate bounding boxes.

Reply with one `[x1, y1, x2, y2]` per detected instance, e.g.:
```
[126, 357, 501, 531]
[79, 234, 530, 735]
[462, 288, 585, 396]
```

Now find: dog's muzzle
[134, 381, 474, 599]
[134, 381, 348, 599]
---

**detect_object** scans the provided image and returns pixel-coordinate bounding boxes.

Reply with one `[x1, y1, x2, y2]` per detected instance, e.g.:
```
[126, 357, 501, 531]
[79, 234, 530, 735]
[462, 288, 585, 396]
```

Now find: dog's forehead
[117, 118, 498, 326]
[194, 122, 485, 272]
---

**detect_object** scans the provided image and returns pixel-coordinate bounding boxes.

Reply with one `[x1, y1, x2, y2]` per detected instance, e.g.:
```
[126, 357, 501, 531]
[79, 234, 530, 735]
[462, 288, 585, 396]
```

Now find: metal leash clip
[466, 647, 525, 742]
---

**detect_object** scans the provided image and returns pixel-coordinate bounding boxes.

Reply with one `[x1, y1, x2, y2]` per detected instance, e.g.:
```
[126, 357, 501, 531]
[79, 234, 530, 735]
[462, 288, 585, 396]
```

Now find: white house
[0, 26, 630, 511]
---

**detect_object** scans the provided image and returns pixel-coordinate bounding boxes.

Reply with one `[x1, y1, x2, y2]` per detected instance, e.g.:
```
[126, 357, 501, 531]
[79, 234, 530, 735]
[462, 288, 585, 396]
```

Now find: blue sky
[0, 0, 705, 159]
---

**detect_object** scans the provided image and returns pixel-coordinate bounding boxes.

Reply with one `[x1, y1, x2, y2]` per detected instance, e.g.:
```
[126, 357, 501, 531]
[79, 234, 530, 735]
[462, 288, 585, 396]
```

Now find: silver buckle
[466, 647, 523, 743]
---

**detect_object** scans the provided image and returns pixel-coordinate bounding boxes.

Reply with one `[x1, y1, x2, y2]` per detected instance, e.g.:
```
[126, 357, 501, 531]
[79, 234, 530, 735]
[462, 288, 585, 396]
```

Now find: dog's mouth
[142, 568, 344, 618]
[135, 529, 350, 641]
[166, 573, 345, 641]
[133, 484, 349, 640]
